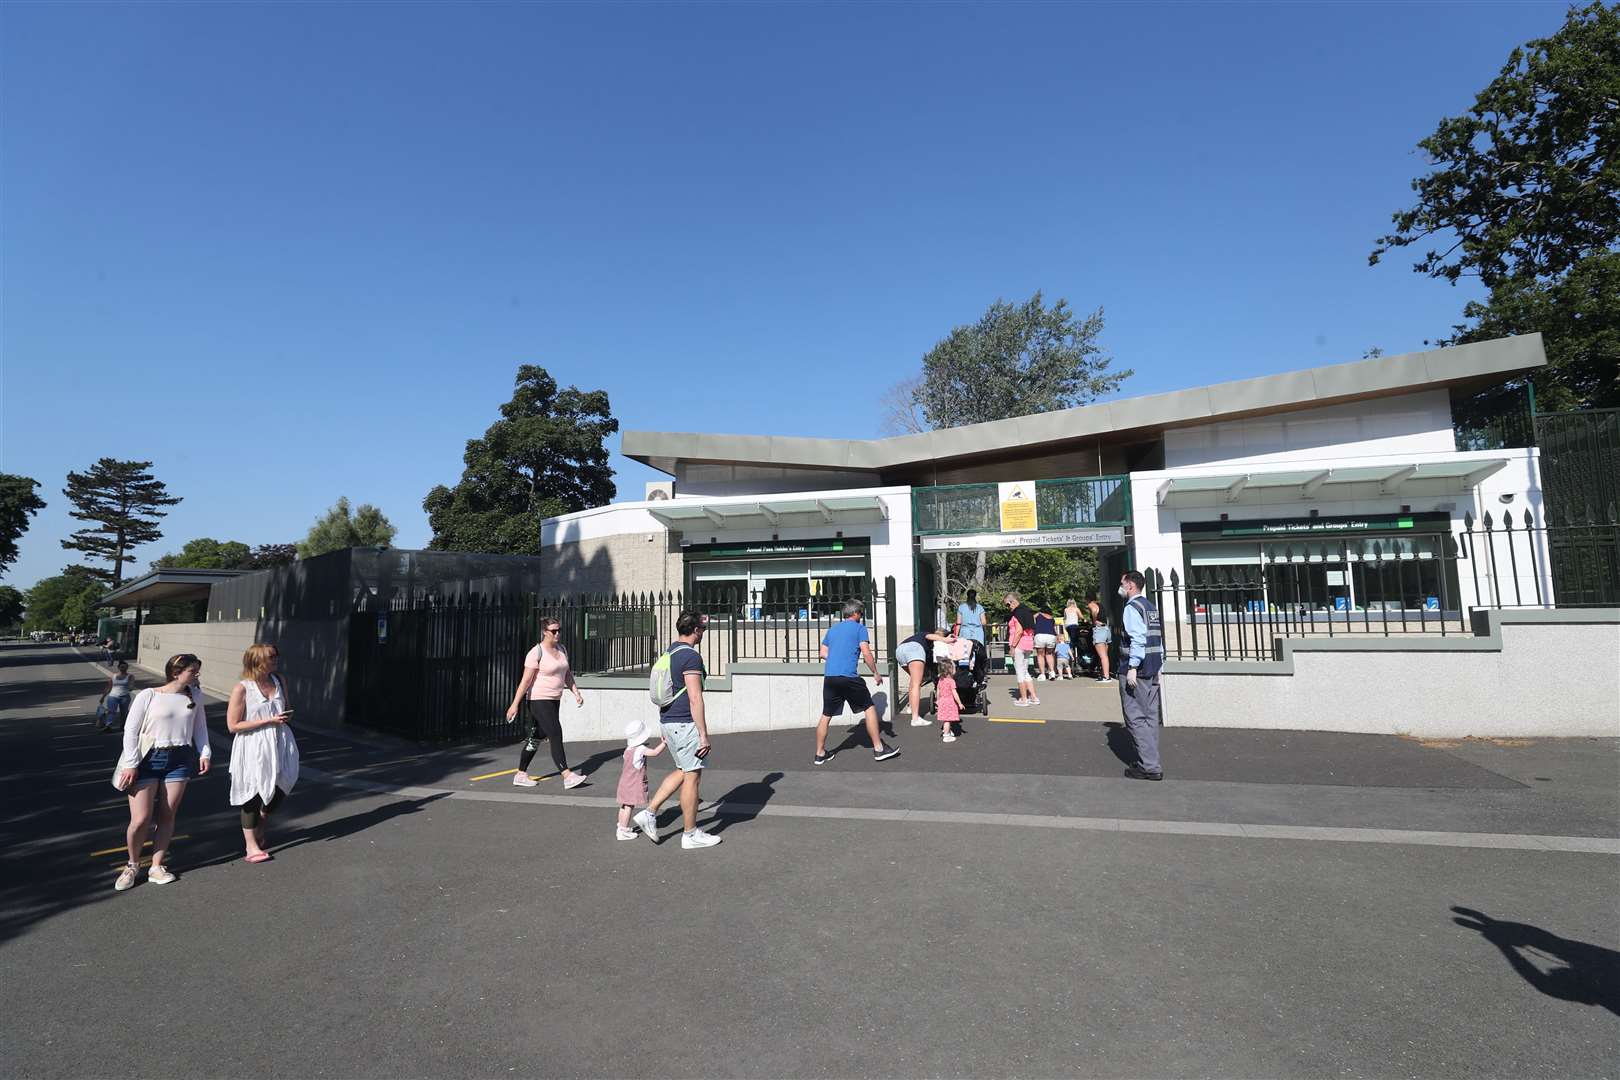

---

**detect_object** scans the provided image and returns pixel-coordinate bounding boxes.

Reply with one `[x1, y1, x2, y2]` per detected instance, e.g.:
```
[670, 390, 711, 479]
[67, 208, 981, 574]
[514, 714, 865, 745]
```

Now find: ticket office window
[1185, 534, 1456, 612]
[688, 556, 869, 617]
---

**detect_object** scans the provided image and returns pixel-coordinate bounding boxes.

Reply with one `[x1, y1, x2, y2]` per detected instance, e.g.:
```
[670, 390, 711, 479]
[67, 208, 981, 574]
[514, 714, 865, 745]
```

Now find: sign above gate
[919, 527, 1125, 552]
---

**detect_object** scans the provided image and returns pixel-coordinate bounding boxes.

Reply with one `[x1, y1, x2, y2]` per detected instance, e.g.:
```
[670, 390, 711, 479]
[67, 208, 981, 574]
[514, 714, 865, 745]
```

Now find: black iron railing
[345, 581, 900, 739]
[1147, 516, 1618, 662]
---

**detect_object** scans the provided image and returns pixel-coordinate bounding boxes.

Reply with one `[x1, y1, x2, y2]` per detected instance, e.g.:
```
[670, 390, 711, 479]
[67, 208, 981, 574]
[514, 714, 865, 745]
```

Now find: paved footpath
[2, 642, 1616, 1079]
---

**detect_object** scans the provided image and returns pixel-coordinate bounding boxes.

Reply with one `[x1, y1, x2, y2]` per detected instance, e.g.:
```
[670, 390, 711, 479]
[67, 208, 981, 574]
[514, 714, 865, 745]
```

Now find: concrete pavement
[1, 641, 1615, 1079]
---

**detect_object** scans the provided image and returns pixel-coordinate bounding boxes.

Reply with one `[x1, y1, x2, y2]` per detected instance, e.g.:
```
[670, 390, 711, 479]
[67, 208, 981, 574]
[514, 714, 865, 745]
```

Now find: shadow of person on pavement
[1103, 721, 1136, 766]
[703, 771, 784, 835]
[1452, 906, 1620, 1017]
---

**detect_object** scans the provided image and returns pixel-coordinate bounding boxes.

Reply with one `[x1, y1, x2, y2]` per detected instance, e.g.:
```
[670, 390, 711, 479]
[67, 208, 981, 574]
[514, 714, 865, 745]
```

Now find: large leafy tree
[424, 365, 618, 554]
[241, 543, 298, 570]
[22, 568, 106, 633]
[1370, 2, 1620, 413]
[298, 498, 397, 559]
[892, 293, 1130, 603]
[0, 585, 24, 629]
[910, 292, 1131, 430]
[153, 537, 252, 571]
[60, 459, 181, 585]
[0, 474, 47, 579]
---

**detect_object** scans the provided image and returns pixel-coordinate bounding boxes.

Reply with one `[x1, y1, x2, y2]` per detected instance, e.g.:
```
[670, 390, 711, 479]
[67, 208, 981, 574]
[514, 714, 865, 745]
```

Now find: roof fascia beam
[816, 499, 833, 523]
[1460, 460, 1508, 489]
[1223, 475, 1250, 503]
[1378, 466, 1418, 495]
[1299, 470, 1332, 499]
[757, 503, 780, 526]
[701, 507, 726, 527]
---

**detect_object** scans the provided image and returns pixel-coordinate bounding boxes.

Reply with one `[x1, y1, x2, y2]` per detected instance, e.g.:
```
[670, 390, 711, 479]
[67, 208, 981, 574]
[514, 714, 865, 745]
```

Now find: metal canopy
[1156, 459, 1509, 508]
[648, 495, 889, 534]
[96, 568, 248, 609]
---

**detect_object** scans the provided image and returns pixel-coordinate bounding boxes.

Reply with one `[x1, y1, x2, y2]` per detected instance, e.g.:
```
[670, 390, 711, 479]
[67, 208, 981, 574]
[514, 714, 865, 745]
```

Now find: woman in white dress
[226, 643, 298, 863]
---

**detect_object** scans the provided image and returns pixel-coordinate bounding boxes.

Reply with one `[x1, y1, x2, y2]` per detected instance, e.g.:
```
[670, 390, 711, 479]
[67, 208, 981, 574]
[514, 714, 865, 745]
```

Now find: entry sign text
[921, 527, 1125, 552]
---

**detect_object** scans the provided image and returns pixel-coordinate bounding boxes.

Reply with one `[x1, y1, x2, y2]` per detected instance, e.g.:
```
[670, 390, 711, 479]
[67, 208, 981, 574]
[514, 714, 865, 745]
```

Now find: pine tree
[60, 459, 182, 585]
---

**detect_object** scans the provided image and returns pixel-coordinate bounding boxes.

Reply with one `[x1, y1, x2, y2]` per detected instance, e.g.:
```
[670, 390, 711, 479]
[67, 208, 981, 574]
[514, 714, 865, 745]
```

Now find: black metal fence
[344, 579, 900, 740]
[1147, 517, 1618, 662]
[347, 595, 532, 741]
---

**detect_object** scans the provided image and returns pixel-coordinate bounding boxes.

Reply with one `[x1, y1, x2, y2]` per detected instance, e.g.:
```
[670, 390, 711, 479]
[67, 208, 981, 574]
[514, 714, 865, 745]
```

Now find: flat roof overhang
[649, 495, 889, 534]
[96, 568, 248, 609]
[622, 334, 1546, 477]
[1155, 460, 1510, 509]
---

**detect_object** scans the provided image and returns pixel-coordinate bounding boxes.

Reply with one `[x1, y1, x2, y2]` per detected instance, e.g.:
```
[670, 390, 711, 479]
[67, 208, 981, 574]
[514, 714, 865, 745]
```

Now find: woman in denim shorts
[111, 654, 212, 891]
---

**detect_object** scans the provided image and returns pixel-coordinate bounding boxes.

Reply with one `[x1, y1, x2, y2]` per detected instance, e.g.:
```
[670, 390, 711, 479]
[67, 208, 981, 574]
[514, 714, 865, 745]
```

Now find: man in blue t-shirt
[633, 610, 721, 848]
[813, 599, 899, 766]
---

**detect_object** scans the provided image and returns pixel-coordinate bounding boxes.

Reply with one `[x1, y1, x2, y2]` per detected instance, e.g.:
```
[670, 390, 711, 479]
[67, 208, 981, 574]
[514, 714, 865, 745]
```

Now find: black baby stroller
[950, 638, 991, 716]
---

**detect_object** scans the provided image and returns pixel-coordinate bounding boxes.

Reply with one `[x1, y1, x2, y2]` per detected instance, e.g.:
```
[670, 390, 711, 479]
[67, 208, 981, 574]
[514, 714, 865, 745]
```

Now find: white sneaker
[146, 865, 176, 885]
[616, 826, 638, 840]
[1013, 699, 1031, 708]
[681, 828, 722, 850]
[1030, 697, 1041, 706]
[632, 809, 659, 841]
[512, 772, 538, 787]
[910, 715, 932, 727]
[942, 730, 957, 743]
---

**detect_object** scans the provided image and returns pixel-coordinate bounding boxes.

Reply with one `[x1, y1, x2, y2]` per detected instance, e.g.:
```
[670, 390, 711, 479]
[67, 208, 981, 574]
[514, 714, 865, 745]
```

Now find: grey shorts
[896, 641, 927, 667]
[661, 721, 706, 772]
[1092, 626, 1112, 645]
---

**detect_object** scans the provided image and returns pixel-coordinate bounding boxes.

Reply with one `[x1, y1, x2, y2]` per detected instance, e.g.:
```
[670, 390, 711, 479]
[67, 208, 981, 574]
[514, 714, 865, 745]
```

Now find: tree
[153, 537, 252, 571]
[424, 365, 618, 554]
[0, 474, 47, 579]
[1370, 2, 1620, 413]
[22, 569, 105, 633]
[898, 293, 1131, 605]
[241, 543, 298, 570]
[878, 373, 927, 436]
[60, 459, 181, 585]
[982, 548, 1100, 619]
[912, 292, 1131, 430]
[0, 585, 24, 630]
[298, 497, 398, 559]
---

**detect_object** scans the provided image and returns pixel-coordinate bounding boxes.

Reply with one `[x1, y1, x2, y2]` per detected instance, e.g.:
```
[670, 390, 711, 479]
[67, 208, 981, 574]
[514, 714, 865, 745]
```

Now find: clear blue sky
[1, 1, 1564, 591]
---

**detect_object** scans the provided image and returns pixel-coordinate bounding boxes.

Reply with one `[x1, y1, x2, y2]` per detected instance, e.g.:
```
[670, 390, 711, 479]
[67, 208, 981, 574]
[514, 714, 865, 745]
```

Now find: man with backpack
[634, 610, 721, 849]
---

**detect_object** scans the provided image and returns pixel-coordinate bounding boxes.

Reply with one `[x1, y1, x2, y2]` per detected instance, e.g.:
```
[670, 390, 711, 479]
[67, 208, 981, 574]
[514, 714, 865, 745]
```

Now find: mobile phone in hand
[695, 744, 710, 758]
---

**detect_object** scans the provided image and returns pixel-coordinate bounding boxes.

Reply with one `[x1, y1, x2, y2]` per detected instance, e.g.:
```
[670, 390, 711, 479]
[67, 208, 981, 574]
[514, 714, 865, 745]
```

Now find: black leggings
[239, 788, 286, 829]
[519, 698, 569, 774]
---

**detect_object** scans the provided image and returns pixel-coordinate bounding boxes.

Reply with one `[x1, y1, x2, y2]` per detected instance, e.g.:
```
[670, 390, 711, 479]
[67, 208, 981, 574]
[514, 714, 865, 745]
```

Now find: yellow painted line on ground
[90, 835, 189, 858]
[987, 716, 1047, 724]
[468, 768, 518, 782]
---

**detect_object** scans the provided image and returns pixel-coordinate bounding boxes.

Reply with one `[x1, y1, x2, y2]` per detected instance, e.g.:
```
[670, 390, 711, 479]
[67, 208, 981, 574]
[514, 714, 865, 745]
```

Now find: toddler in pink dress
[936, 670, 963, 743]
[616, 718, 666, 840]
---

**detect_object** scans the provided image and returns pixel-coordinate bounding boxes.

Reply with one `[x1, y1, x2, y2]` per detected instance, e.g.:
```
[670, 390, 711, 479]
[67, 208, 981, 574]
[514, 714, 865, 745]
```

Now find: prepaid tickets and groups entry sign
[998, 481, 1037, 532]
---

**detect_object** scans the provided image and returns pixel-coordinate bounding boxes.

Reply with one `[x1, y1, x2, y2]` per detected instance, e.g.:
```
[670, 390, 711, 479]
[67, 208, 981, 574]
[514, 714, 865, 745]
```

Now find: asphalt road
[1, 642, 1615, 1079]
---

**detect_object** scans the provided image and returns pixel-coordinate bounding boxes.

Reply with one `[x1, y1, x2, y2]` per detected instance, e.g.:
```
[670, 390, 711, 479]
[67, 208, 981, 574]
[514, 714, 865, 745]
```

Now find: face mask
[1117, 585, 1129, 598]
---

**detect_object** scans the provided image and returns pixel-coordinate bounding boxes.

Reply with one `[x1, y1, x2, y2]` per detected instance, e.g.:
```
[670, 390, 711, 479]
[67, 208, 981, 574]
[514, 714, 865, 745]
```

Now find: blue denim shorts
[133, 745, 196, 787]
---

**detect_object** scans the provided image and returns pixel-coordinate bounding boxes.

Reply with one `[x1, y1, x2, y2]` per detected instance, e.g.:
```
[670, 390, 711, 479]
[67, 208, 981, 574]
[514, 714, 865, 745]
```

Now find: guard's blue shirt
[821, 620, 870, 678]
[1123, 597, 1148, 668]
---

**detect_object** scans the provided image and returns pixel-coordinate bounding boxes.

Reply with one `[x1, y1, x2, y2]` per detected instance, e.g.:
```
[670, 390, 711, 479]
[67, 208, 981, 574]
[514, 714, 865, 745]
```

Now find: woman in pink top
[504, 617, 588, 788]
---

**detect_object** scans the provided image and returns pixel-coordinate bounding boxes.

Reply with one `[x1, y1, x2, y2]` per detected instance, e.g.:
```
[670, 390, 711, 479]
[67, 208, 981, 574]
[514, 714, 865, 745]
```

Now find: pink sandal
[245, 852, 272, 864]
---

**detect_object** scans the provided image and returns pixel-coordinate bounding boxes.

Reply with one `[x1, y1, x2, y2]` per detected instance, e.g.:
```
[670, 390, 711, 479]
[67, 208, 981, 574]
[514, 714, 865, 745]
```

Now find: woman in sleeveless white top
[227, 644, 299, 862]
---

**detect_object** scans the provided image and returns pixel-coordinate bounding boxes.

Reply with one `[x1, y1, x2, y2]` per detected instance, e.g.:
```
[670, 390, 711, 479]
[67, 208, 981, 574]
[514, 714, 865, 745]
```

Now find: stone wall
[135, 617, 351, 732]
[541, 533, 684, 597]
[1163, 610, 1620, 738]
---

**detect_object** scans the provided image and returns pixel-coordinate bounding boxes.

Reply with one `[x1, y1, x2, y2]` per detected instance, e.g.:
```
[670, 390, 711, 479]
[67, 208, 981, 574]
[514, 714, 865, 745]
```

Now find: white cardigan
[117, 687, 212, 770]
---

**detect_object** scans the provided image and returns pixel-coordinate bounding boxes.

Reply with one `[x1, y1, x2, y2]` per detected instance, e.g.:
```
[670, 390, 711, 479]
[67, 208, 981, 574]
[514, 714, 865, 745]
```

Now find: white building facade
[541, 335, 1551, 637]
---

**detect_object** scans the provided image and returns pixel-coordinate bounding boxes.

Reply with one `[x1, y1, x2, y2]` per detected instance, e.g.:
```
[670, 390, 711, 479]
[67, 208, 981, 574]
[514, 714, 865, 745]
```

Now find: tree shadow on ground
[1452, 906, 1620, 1017]
[702, 771, 784, 835]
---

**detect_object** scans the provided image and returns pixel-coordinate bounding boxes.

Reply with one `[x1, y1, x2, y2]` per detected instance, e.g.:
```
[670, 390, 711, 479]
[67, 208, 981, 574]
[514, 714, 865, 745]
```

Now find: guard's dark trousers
[1118, 673, 1162, 774]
